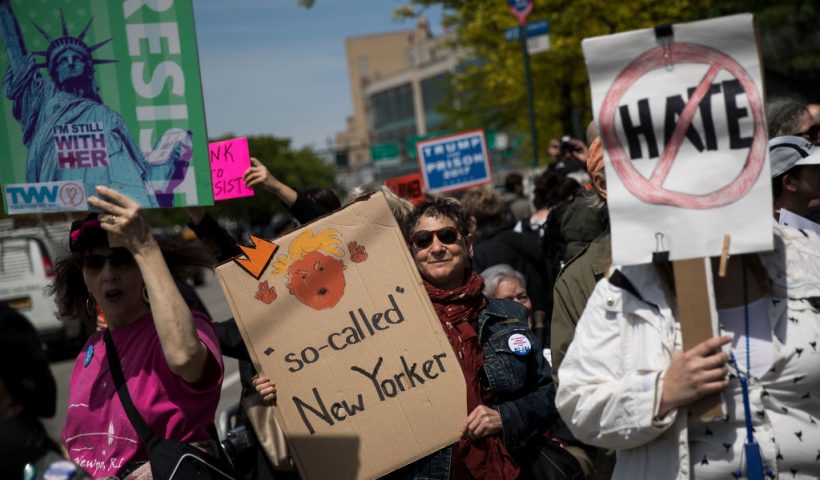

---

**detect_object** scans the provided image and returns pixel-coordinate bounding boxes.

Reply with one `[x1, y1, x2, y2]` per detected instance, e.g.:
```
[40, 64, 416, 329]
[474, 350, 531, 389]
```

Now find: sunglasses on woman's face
[411, 227, 460, 249]
[83, 248, 135, 270]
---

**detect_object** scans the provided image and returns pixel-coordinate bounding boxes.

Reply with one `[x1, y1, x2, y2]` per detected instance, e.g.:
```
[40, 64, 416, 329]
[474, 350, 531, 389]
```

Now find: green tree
[691, 1, 820, 82]
[398, 0, 818, 166]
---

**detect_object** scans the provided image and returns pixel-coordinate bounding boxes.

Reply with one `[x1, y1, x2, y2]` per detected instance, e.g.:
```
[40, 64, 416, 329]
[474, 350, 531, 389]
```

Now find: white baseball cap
[769, 135, 820, 177]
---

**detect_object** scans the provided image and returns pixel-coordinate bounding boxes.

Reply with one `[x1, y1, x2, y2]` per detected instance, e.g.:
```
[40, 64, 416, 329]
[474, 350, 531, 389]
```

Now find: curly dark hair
[47, 237, 216, 325]
[533, 172, 581, 210]
[459, 188, 508, 231]
[767, 97, 808, 137]
[402, 197, 471, 246]
[303, 187, 341, 213]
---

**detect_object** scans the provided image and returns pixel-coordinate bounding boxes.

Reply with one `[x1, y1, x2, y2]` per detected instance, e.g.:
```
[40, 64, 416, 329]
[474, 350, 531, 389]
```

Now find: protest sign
[215, 193, 466, 480]
[209, 137, 254, 201]
[417, 129, 491, 194]
[385, 172, 425, 205]
[0, 0, 212, 214]
[584, 13, 772, 266]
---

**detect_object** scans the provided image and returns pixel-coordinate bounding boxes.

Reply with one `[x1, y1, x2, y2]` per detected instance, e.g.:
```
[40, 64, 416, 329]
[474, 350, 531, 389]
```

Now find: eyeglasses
[411, 227, 460, 249]
[82, 249, 135, 270]
[797, 124, 820, 144]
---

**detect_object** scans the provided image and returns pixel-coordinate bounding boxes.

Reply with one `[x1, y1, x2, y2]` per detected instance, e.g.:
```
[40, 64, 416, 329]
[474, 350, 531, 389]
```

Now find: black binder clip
[652, 231, 670, 263]
[654, 23, 674, 71]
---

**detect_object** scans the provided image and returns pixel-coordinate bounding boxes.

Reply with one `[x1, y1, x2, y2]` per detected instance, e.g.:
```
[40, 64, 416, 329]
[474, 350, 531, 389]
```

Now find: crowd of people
[5, 97, 820, 480]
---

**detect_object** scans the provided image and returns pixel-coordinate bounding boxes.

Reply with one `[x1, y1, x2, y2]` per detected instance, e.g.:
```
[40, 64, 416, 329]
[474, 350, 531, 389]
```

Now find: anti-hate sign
[584, 13, 773, 266]
[209, 137, 254, 201]
[417, 129, 491, 194]
[215, 193, 465, 480]
[0, 0, 212, 214]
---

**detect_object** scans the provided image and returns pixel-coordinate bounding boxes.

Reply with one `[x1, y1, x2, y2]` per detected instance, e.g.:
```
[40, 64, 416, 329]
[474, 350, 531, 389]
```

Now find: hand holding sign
[252, 374, 277, 405]
[243, 157, 277, 190]
[209, 137, 255, 201]
[658, 335, 731, 417]
[462, 405, 503, 440]
[243, 157, 299, 207]
[89, 185, 153, 255]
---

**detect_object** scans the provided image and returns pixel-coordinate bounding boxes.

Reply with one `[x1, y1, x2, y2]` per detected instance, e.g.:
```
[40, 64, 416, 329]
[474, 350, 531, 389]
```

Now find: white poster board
[583, 13, 773, 266]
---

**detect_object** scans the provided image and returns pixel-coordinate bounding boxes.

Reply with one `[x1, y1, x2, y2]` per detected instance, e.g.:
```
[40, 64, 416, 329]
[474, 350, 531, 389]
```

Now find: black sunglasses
[411, 227, 460, 249]
[82, 249, 135, 270]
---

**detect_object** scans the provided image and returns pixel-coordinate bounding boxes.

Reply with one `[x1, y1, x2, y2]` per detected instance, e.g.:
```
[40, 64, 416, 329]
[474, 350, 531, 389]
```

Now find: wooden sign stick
[672, 255, 725, 421]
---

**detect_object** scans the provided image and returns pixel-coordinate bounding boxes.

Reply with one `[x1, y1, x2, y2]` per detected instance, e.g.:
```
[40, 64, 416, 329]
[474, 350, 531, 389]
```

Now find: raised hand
[242, 157, 298, 207]
[88, 185, 155, 255]
[243, 157, 276, 189]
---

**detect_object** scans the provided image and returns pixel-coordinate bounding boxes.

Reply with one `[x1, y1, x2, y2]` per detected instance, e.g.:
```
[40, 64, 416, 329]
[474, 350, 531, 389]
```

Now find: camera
[559, 135, 578, 154]
[221, 424, 257, 461]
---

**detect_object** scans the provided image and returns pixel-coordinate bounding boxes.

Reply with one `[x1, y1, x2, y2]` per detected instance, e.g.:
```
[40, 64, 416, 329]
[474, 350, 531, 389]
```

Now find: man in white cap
[769, 135, 820, 232]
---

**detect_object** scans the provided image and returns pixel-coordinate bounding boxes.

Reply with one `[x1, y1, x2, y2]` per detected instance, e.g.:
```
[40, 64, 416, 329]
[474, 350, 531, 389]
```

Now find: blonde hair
[271, 228, 343, 275]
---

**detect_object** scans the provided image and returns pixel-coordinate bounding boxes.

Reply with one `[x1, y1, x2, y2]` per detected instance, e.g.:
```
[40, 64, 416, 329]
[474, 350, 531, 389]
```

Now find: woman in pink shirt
[51, 186, 222, 479]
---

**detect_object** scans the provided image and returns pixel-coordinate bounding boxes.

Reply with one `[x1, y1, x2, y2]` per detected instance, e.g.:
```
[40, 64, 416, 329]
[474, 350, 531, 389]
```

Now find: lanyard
[726, 257, 771, 480]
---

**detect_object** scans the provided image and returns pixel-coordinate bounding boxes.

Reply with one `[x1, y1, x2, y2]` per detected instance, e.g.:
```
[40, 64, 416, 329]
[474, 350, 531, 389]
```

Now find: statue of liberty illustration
[0, 0, 192, 207]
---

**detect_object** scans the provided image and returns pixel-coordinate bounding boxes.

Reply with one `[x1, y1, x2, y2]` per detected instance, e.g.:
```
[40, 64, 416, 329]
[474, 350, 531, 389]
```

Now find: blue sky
[193, 0, 443, 151]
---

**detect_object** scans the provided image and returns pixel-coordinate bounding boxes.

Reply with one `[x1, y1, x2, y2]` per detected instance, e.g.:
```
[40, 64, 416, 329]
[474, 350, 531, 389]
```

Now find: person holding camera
[547, 136, 589, 177]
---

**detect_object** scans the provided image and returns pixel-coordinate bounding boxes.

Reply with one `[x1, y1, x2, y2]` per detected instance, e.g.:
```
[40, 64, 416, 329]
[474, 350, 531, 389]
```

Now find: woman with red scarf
[388, 197, 559, 480]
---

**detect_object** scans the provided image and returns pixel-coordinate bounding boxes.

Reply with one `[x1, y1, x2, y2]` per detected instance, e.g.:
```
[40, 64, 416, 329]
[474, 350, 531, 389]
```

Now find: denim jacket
[389, 298, 558, 479]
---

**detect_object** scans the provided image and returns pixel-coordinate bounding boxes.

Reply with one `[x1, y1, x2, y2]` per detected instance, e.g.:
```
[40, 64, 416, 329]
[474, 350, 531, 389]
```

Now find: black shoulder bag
[104, 330, 239, 480]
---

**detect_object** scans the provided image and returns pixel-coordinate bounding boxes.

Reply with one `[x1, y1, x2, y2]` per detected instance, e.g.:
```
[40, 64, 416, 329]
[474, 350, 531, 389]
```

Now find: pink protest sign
[209, 137, 254, 201]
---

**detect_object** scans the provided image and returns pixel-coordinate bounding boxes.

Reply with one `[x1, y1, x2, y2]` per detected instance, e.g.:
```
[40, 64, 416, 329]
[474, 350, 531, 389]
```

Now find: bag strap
[103, 330, 161, 449]
[105, 330, 229, 458]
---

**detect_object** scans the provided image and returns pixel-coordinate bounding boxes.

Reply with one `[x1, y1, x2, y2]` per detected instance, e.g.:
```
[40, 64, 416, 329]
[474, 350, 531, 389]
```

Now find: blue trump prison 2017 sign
[416, 130, 492, 194]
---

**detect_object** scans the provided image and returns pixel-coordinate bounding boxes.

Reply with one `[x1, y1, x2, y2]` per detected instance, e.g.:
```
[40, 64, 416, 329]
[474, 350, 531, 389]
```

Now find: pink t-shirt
[61, 312, 224, 478]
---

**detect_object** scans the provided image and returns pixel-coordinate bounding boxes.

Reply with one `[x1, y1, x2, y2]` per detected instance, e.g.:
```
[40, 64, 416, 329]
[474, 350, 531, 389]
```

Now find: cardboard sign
[417, 130, 492, 194]
[584, 14, 773, 266]
[209, 138, 254, 201]
[0, 0, 213, 214]
[385, 172, 425, 205]
[215, 193, 466, 480]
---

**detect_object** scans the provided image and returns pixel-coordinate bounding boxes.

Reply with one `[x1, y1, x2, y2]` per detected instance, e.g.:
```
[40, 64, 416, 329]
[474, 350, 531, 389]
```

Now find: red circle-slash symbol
[599, 43, 766, 209]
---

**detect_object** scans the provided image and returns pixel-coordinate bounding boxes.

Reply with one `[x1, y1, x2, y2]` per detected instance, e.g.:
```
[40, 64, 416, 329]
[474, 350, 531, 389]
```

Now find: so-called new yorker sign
[216, 193, 466, 480]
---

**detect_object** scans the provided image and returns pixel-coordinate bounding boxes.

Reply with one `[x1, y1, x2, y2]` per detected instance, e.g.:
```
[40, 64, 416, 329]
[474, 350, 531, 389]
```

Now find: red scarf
[425, 271, 520, 480]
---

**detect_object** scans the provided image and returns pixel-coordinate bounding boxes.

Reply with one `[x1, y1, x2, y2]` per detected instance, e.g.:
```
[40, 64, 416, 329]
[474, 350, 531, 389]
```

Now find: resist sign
[209, 137, 254, 201]
[584, 13, 773, 266]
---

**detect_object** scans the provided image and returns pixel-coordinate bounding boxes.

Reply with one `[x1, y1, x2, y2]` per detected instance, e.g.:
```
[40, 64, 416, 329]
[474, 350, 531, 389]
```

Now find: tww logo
[4, 182, 87, 214]
[6, 185, 58, 204]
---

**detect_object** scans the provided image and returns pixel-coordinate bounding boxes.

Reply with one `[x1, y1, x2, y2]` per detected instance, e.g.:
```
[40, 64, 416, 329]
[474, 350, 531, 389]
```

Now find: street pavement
[44, 269, 243, 442]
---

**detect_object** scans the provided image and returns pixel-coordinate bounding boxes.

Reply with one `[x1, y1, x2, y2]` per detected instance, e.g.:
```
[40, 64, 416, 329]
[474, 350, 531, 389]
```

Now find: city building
[335, 19, 468, 190]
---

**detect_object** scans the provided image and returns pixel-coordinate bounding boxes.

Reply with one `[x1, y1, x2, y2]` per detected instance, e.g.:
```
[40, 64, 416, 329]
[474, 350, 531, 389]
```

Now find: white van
[0, 223, 84, 347]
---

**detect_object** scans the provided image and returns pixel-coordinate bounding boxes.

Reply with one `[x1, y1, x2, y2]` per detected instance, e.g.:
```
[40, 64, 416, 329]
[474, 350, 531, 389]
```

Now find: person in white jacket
[556, 224, 820, 479]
